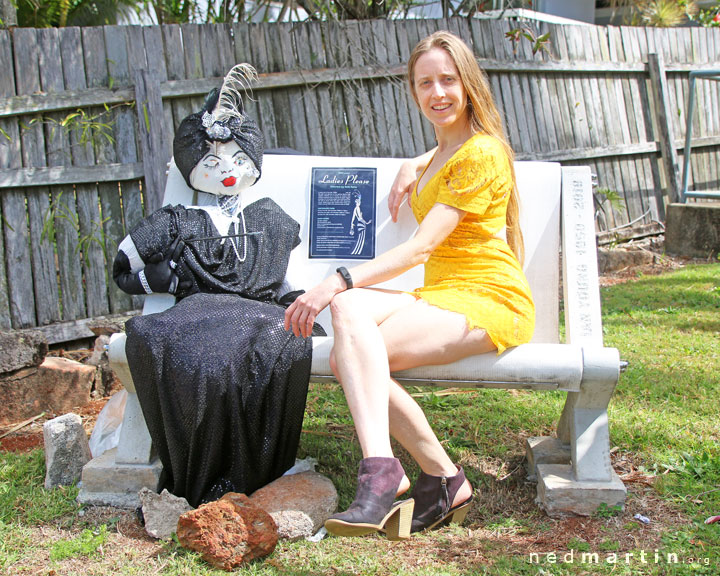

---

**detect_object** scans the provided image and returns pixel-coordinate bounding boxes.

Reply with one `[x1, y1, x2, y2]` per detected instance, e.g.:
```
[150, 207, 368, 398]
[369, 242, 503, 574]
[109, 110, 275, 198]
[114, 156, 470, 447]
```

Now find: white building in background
[533, 0, 595, 24]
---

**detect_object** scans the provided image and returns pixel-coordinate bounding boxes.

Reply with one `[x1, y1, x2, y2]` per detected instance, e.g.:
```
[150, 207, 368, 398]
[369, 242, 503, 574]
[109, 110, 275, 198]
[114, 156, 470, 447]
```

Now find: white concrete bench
[78, 154, 626, 517]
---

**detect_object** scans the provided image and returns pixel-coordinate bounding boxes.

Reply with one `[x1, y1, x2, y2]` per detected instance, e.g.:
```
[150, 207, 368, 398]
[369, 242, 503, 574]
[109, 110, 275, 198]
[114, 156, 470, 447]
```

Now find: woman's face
[189, 140, 259, 196]
[412, 47, 468, 131]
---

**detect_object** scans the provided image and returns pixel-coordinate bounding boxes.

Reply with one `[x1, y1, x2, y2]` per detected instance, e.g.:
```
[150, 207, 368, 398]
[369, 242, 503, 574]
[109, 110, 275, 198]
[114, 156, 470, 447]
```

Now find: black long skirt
[125, 292, 313, 507]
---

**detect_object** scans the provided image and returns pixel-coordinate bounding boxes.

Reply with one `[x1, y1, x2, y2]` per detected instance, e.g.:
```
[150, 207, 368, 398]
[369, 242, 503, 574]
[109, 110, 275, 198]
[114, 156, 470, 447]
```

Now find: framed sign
[309, 167, 376, 259]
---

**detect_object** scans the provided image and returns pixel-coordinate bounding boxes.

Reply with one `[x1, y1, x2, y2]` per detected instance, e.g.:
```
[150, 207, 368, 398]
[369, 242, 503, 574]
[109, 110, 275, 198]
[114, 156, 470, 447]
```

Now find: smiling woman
[284, 31, 534, 541]
[411, 48, 469, 133]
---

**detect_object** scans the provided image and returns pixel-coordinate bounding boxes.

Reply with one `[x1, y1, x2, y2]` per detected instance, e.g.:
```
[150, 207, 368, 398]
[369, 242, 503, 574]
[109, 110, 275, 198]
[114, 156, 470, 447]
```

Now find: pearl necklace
[216, 195, 247, 263]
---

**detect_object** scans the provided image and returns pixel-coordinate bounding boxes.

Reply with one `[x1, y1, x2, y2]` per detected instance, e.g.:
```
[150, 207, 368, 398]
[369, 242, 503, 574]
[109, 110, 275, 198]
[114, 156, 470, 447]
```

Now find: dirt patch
[0, 397, 107, 452]
[597, 237, 711, 287]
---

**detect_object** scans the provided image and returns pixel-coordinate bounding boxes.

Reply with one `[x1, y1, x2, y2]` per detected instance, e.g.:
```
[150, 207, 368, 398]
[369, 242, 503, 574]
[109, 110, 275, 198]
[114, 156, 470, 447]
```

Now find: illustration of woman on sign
[350, 192, 372, 256]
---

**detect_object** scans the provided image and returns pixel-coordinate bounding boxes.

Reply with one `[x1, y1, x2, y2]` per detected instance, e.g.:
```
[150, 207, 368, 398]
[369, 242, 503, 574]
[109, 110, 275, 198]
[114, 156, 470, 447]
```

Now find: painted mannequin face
[189, 140, 259, 196]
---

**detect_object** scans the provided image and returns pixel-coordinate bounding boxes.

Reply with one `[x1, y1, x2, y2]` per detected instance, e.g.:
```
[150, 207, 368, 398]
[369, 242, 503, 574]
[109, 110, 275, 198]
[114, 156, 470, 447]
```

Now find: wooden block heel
[383, 499, 414, 541]
[446, 500, 472, 525]
[426, 497, 473, 531]
[326, 499, 415, 539]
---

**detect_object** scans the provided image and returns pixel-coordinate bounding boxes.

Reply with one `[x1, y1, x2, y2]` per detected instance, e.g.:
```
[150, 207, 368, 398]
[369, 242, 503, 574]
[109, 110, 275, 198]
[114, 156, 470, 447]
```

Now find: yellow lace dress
[411, 133, 535, 354]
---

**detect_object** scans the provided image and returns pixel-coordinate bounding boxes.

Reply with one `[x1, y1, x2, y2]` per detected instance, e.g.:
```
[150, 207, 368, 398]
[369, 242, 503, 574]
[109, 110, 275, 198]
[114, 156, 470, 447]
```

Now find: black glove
[113, 237, 190, 295]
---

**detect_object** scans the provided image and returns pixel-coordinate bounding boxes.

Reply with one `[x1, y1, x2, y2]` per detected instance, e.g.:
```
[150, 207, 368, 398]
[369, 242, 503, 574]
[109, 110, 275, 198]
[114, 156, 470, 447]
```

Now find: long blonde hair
[408, 31, 524, 264]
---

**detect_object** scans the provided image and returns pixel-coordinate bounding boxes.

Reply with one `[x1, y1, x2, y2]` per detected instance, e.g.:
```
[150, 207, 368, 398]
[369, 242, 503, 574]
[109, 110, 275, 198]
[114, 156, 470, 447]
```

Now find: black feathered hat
[173, 64, 264, 190]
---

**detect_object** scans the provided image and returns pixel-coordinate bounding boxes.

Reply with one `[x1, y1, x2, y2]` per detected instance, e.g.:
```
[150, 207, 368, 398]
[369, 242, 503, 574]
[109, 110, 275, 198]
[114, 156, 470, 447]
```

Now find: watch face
[189, 140, 259, 196]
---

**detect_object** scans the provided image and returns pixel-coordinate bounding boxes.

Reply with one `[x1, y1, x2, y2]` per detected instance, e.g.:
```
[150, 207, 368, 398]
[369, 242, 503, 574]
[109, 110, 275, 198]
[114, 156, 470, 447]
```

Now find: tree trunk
[0, 0, 17, 27]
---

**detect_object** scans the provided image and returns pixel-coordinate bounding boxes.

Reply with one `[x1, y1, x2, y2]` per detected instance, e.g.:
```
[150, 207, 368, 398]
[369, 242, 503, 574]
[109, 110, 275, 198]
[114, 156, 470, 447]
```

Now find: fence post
[648, 52, 680, 206]
[134, 70, 167, 215]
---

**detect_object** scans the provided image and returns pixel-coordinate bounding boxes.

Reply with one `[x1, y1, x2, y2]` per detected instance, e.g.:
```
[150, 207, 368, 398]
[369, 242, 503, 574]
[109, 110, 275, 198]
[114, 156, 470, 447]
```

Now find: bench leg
[77, 332, 163, 508]
[526, 348, 626, 517]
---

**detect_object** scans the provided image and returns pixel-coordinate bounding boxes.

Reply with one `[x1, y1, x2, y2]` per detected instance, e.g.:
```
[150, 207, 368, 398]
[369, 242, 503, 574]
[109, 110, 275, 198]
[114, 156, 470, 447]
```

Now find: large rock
[665, 202, 720, 259]
[0, 329, 48, 374]
[177, 493, 278, 570]
[139, 488, 194, 540]
[0, 357, 96, 426]
[43, 413, 92, 489]
[597, 246, 655, 274]
[249, 471, 338, 539]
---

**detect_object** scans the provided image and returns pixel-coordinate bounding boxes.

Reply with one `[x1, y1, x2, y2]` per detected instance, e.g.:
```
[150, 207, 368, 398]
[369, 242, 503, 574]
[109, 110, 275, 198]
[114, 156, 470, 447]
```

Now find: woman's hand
[388, 149, 436, 222]
[284, 275, 344, 338]
[388, 160, 418, 223]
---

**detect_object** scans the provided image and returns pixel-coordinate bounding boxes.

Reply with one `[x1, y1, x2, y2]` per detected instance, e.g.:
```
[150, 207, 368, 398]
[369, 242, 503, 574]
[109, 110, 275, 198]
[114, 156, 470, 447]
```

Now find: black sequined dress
[124, 198, 313, 506]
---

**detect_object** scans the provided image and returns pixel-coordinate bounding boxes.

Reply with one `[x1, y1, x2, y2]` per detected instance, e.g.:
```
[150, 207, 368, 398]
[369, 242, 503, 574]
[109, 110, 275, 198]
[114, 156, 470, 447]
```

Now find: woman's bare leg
[329, 288, 417, 459]
[329, 291, 495, 507]
[379, 299, 495, 506]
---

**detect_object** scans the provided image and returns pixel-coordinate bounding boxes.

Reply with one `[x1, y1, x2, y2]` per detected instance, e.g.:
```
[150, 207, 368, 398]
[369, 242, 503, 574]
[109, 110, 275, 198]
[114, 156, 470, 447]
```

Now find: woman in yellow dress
[284, 30, 535, 540]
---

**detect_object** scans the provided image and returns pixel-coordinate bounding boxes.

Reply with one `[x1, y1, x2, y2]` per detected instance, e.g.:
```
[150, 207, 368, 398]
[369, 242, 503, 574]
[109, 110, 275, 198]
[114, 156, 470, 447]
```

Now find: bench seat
[78, 154, 626, 517]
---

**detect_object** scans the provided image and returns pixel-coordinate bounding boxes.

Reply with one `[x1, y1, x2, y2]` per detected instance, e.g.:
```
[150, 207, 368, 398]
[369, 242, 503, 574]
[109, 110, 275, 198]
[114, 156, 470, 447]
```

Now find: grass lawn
[1, 262, 719, 575]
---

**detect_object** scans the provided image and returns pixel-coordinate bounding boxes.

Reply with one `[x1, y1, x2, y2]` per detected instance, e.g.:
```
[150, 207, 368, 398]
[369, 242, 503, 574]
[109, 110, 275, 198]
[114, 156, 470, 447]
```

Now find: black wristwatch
[336, 266, 354, 290]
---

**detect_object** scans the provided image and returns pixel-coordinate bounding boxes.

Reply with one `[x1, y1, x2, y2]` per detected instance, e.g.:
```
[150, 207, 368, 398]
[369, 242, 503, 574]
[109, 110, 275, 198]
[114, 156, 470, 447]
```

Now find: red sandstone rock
[176, 493, 278, 570]
[0, 357, 95, 426]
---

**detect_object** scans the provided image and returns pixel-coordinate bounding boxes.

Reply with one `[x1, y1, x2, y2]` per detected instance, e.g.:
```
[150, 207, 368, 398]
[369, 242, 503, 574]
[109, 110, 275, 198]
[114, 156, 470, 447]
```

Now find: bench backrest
[161, 154, 562, 343]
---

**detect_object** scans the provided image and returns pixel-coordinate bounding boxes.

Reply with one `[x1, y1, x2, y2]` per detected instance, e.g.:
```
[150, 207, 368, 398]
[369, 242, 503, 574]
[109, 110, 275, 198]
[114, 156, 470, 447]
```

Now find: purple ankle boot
[410, 465, 473, 533]
[325, 457, 414, 540]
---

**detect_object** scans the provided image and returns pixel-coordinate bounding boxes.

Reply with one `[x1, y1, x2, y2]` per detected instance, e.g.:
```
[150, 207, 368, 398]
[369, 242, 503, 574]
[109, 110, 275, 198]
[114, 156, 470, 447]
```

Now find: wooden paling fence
[1, 17, 719, 343]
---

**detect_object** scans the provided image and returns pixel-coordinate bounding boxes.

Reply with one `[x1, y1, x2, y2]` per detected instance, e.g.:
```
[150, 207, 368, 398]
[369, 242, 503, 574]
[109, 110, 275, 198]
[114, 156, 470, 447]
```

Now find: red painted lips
[222, 176, 237, 187]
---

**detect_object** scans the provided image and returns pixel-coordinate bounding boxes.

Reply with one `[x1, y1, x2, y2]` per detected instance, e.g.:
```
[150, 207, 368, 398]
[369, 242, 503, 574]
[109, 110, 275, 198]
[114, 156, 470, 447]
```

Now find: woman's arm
[388, 148, 437, 222]
[284, 201, 464, 337]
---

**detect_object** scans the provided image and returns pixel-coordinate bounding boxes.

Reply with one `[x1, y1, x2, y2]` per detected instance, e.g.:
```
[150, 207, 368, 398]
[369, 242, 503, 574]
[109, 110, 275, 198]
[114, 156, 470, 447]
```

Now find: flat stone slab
[249, 471, 338, 540]
[536, 463, 626, 518]
[77, 448, 162, 508]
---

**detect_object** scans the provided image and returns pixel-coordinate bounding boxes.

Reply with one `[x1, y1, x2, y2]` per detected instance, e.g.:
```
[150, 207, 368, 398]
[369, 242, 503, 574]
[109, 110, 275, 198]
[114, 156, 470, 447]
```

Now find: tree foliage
[605, 0, 700, 27]
[11, 0, 535, 27]
[15, 0, 141, 26]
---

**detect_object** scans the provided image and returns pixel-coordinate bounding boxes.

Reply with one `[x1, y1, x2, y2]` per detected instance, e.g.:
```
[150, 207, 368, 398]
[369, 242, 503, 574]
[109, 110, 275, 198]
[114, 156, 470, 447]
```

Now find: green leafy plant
[505, 27, 552, 56]
[608, 0, 699, 26]
[594, 502, 624, 518]
[42, 191, 111, 266]
[15, 0, 143, 27]
[594, 187, 626, 230]
[49, 525, 108, 561]
[567, 537, 591, 552]
[672, 450, 720, 480]
[19, 106, 120, 152]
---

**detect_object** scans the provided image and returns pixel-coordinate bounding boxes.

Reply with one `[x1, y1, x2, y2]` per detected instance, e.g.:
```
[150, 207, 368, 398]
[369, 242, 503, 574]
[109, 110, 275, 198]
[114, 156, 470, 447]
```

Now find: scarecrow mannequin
[113, 65, 316, 507]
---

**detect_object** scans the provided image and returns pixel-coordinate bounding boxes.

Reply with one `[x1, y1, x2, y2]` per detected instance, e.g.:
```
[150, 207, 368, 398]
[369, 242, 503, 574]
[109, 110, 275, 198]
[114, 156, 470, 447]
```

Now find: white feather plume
[212, 63, 258, 123]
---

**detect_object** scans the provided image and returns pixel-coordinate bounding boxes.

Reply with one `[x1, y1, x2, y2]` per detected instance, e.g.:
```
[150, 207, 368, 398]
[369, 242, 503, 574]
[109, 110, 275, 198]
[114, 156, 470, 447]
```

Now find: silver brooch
[205, 122, 231, 140]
